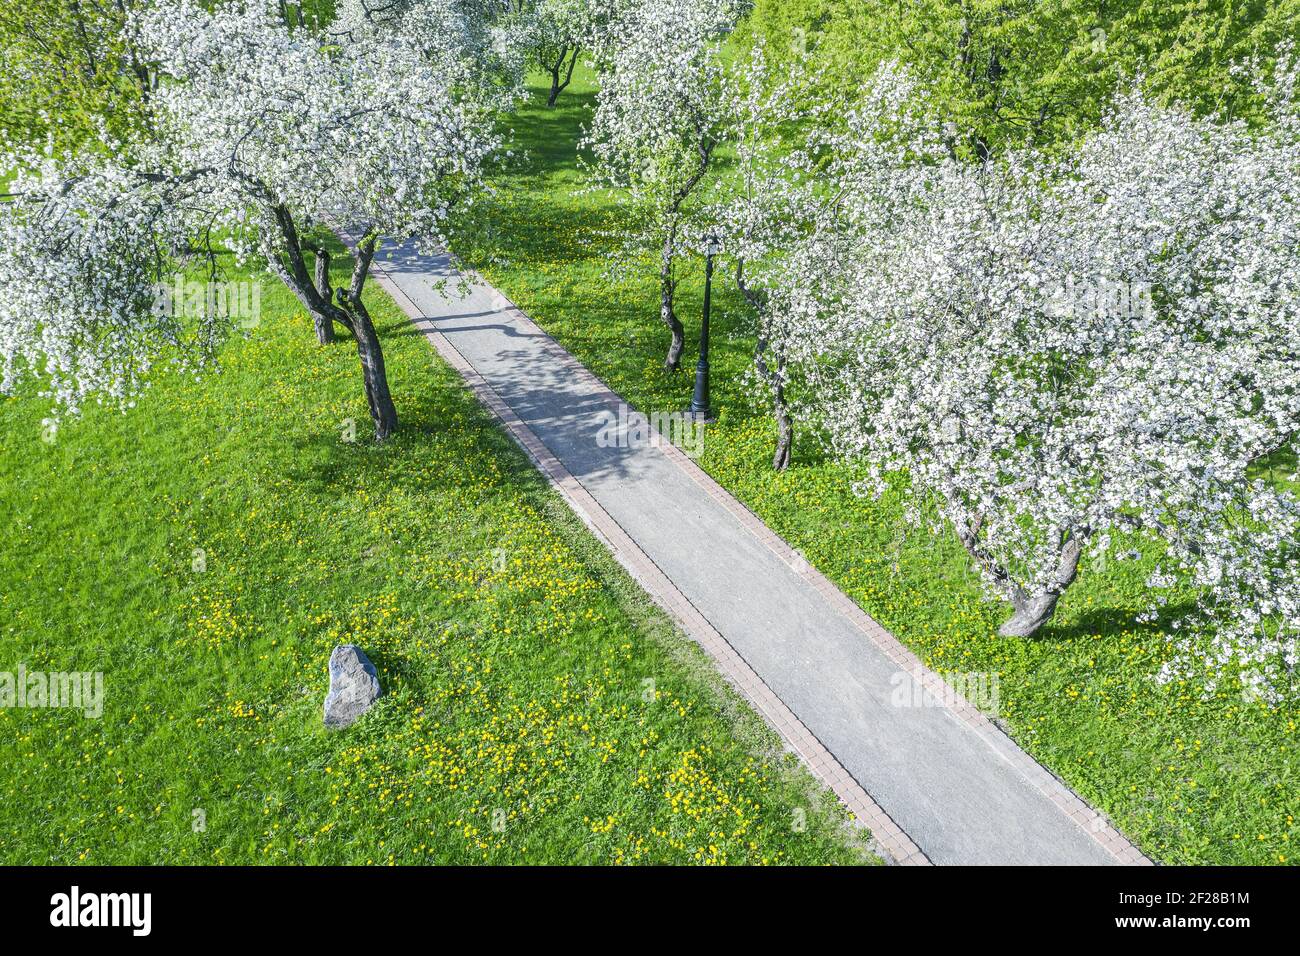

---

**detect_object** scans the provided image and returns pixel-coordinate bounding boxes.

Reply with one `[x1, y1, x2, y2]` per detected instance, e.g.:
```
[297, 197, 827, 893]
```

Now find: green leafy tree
[0, 0, 154, 151]
[742, 0, 1300, 152]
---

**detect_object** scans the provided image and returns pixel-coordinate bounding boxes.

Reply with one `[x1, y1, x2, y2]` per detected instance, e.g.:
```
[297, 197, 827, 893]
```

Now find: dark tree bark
[267, 208, 351, 339]
[308, 244, 336, 344]
[265, 205, 396, 441]
[956, 516, 1088, 637]
[656, 140, 716, 372]
[337, 235, 397, 441]
[660, 228, 685, 371]
[770, 401, 793, 471]
[544, 44, 579, 107]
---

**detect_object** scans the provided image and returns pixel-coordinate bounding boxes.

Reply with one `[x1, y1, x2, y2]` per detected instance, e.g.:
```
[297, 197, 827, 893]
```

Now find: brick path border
[365, 249, 1151, 867]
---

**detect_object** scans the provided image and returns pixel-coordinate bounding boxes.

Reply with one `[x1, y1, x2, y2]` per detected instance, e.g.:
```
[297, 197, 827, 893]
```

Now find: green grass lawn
[0, 246, 874, 865]
[457, 68, 1299, 866]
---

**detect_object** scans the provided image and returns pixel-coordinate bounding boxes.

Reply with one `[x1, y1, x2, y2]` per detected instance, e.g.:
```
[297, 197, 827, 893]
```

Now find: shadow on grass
[1039, 601, 1197, 644]
[278, 365, 552, 504]
[505, 87, 597, 179]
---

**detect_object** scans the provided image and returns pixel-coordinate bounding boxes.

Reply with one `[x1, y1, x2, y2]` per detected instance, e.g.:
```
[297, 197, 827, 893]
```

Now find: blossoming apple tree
[521, 0, 594, 106]
[0, 0, 501, 441]
[581, 0, 743, 371]
[331, 0, 528, 101]
[757, 60, 1300, 695]
[709, 45, 825, 469]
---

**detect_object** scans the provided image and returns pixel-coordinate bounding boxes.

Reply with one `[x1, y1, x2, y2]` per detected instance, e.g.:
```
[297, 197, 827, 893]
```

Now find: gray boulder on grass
[323, 644, 381, 729]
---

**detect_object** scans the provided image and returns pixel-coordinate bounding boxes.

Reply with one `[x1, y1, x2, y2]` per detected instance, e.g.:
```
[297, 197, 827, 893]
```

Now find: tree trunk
[998, 591, 1065, 638]
[312, 313, 335, 345]
[349, 304, 397, 441]
[660, 232, 684, 371]
[737, 259, 794, 470]
[268, 207, 349, 346]
[772, 396, 793, 470]
[996, 534, 1085, 636]
[267, 205, 395, 440]
[957, 518, 1088, 638]
[311, 246, 335, 344]
[337, 235, 397, 441]
[271, 250, 338, 346]
[545, 45, 579, 107]
[661, 285, 685, 371]
[655, 142, 715, 373]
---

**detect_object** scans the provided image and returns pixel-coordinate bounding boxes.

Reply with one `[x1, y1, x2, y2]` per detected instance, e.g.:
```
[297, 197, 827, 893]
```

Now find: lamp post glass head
[704, 234, 722, 257]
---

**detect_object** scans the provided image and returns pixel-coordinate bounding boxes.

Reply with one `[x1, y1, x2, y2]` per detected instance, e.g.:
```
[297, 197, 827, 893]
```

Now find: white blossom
[755, 58, 1300, 697]
[1, 0, 503, 440]
[580, 0, 745, 369]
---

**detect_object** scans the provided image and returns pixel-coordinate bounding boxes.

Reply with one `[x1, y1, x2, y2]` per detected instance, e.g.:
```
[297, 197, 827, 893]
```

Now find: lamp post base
[687, 359, 714, 422]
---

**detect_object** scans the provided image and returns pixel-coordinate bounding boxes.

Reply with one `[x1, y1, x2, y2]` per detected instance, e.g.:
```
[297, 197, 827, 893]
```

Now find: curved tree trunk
[656, 142, 715, 373]
[267, 205, 395, 440]
[273, 243, 338, 345]
[660, 235, 684, 371]
[336, 234, 396, 441]
[998, 591, 1066, 637]
[996, 534, 1084, 636]
[956, 517, 1088, 638]
[347, 302, 397, 441]
[545, 45, 579, 107]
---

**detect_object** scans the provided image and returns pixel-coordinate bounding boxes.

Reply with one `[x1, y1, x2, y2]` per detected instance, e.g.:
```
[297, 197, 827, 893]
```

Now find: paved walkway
[360, 234, 1150, 866]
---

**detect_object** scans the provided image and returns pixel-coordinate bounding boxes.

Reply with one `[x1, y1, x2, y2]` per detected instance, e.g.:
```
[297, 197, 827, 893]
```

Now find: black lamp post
[688, 233, 722, 421]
